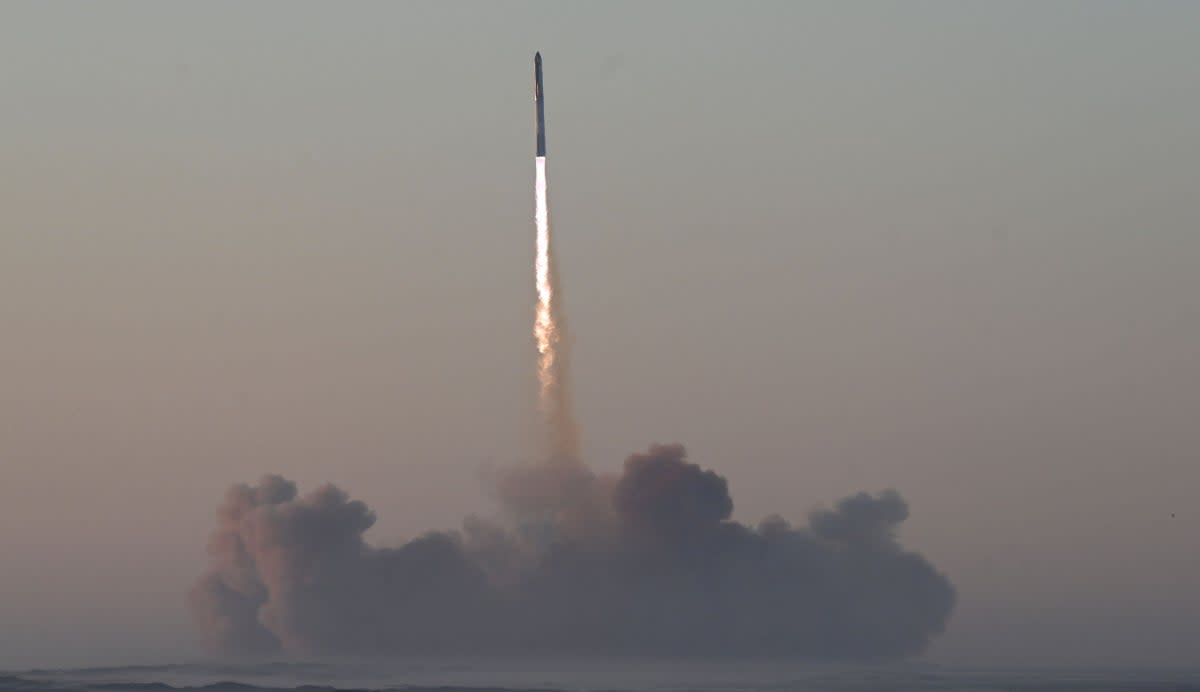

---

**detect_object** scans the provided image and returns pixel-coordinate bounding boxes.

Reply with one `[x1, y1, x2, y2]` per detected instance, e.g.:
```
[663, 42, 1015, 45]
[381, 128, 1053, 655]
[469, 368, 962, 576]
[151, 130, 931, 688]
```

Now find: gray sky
[2, 0, 1198, 669]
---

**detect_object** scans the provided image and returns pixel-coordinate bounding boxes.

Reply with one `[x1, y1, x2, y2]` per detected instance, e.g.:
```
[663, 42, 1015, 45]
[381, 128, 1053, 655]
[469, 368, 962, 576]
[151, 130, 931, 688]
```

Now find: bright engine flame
[534, 156, 579, 462]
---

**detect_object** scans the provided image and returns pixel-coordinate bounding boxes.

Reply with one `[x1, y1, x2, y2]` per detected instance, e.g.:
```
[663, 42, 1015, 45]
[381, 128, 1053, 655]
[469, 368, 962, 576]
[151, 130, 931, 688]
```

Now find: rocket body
[534, 52, 546, 157]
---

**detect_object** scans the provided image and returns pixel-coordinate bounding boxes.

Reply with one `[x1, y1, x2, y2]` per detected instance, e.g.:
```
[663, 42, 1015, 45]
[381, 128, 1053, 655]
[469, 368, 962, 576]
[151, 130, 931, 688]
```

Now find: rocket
[534, 52, 546, 157]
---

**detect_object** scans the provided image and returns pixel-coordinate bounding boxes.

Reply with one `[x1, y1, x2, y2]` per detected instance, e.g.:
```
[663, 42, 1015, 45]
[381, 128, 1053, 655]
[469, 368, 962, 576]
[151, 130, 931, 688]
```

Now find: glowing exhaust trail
[533, 52, 579, 463]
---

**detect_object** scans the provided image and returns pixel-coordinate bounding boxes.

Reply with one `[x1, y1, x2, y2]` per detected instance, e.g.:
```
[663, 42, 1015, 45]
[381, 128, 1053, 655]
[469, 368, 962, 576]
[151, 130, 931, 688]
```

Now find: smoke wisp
[190, 444, 955, 658]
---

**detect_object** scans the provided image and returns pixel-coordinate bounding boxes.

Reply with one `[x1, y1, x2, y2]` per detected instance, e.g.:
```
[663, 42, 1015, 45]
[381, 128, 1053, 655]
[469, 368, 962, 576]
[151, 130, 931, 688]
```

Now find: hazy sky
[2, 1, 1198, 669]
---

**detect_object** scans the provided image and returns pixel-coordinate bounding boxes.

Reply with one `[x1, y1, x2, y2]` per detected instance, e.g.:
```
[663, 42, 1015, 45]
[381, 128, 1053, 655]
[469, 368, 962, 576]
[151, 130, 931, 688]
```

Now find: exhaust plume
[533, 155, 579, 463]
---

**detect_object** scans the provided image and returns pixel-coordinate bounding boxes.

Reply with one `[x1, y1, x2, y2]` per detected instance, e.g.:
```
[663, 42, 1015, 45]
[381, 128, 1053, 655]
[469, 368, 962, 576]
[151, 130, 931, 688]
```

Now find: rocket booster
[534, 52, 546, 157]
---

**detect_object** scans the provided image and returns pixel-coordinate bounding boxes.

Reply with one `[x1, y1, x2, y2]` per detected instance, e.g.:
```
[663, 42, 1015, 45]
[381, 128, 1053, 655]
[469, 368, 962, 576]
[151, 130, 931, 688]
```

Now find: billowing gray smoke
[190, 444, 955, 658]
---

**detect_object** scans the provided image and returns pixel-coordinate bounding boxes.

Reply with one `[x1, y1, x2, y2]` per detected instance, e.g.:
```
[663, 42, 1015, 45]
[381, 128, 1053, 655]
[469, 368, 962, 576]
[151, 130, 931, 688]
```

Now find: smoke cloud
[190, 444, 955, 659]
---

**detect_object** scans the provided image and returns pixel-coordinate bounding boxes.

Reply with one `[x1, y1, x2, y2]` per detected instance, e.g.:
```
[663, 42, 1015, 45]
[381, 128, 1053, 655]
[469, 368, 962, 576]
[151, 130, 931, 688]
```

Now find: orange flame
[534, 156, 579, 462]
